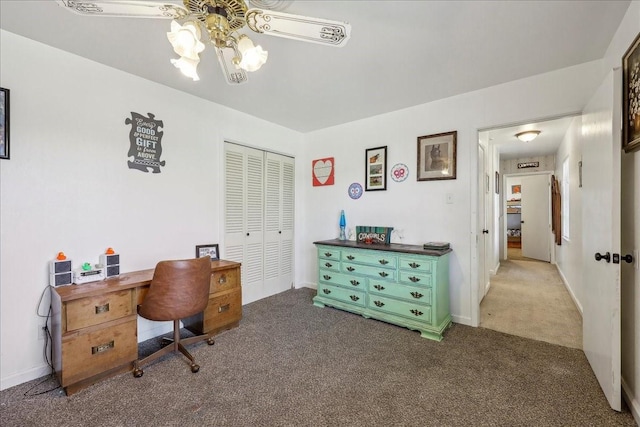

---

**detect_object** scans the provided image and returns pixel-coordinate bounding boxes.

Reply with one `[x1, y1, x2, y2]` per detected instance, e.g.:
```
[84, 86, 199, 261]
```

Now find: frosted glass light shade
[515, 130, 541, 142]
[170, 56, 200, 81]
[167, 21, 205, 60]
[237, 35, 268, 72]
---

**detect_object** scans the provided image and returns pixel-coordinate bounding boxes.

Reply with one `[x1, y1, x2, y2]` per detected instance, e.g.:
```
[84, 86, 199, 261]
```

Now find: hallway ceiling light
[515, 130, 541, 142]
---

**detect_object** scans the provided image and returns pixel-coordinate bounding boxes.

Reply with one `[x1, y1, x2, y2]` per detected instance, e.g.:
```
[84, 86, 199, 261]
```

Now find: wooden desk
[50, 259, 242, 395]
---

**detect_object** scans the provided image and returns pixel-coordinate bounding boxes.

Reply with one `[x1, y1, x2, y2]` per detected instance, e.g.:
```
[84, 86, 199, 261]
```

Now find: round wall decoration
[390, 163, 409, 182]
[348, 182, 363, 199]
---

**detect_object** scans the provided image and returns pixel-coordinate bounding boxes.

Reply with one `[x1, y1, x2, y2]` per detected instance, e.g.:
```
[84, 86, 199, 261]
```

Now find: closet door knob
[621, 254, 634, 264]
[594, 252, 611, 263]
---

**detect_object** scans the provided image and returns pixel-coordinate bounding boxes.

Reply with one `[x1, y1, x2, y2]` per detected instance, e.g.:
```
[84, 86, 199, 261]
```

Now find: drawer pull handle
[218, 304, 230, 313]
[324, 262, 333, 268]
[411, 292, 424, 299]
[95, 303, 110, 314]
[378, 259, 389, 265]
[218, 274, 227, 284]
[374, 300, 384, 307]
[350, 280, 360, 286]
[92, 340, 114, 354]
[323, 274, 332, 280]
[374, 285, 385, 291]
[410, 309, 423, 317]
[346, 255, 355, 260]
[408, 262, 420, 268]
[378, 271, 389, 278]
[324, 252, 333, 257]
[350, 295, 360, 302]
[346, 266, 355, 272]
[409, 276, 420, 283]
[323, 289, 331, 294]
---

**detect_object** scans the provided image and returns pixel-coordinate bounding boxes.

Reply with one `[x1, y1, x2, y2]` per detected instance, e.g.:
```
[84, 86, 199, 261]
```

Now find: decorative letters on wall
[125, 112, 165, 173]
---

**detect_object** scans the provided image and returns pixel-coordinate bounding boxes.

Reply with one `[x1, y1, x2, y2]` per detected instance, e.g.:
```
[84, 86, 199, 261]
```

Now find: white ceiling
[0, 0, 630, 140]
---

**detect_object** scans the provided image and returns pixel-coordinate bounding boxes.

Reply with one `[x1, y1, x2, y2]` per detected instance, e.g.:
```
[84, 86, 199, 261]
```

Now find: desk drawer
[66, 290, 133, 331]
[210, 267, 240, 294]
[202, 289, 242, 333]
[61, 318, 137, 386]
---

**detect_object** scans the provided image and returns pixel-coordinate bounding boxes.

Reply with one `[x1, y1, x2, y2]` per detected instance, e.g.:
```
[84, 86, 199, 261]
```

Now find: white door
[477, 144, 489, 302]
[224, 143, 265, 300]
[581, 70, 621, 411]
[264, 152, 295, 293]
[520, 174, 551, 261]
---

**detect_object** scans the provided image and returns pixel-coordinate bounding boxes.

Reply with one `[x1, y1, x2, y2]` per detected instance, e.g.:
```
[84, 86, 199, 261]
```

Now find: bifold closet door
[224, 143, 265, 297]
[224, 143, 295, 302]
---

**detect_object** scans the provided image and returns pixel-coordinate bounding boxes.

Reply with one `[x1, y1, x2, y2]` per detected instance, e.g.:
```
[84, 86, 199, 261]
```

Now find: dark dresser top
[314, 239, 452, 257]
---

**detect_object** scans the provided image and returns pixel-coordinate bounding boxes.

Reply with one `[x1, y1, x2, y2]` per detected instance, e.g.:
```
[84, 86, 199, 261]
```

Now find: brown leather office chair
[133, 257, 212, 377]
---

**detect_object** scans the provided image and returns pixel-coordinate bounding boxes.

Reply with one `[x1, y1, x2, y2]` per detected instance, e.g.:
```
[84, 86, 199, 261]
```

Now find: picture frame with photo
[623, 32, 640, 153]
[195, 244, 219, 260]
[417, 131, 457, 181]
[365, 146, 387, 191]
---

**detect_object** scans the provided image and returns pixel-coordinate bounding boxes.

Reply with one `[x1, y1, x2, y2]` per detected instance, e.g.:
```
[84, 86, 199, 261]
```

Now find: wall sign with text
[517, 161, 539, 169]
[125, 112, 166, 173]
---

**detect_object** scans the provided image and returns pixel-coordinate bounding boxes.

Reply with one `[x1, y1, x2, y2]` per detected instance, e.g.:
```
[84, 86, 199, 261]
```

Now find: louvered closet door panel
[224, 143, 264, 294]
[264, 152, 295, 292]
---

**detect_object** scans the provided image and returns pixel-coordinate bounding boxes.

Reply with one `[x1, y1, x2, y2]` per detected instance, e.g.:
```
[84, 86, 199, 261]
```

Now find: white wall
[554, 116, 584, 312]
[299, 59, 608, 328]
[0, 31, 304, 390]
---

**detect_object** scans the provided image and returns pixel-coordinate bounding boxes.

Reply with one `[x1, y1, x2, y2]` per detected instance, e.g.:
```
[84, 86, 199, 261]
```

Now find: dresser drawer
[210, 267, 240, 294]
[317, 283, 365, 307]
[342, 262, 396, 280]
[319, 259, 341, 272]
[367, 295, 433, 324]
[368, 281, 432, 305]
[318, 247, 341, 260]
[61, 318, 137, 386]
[66, 290, 134, 331]
[319, 270, 365, 290]
[341, 251, 397, 268]
[398, 271, 432, 287]
[398, 256, 433, 274]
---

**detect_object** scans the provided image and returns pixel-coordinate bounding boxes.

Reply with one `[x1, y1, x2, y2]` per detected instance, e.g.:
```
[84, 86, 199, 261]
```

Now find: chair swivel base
[132, 320, 210, 378]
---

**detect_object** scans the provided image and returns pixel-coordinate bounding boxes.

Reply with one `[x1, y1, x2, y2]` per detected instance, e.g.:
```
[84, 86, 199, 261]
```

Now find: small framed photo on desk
[196, 244, 219, 260]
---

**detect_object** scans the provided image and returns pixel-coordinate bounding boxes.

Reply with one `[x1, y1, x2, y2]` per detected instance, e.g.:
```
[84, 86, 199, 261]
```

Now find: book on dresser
[312, 239, 452, 341]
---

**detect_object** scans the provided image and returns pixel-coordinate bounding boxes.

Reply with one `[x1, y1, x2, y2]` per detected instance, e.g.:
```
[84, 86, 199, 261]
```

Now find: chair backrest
[138, 257, 211, 321]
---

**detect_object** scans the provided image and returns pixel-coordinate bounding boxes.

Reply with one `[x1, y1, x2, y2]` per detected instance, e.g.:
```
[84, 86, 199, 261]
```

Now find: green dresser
[313, 239, 451, 341]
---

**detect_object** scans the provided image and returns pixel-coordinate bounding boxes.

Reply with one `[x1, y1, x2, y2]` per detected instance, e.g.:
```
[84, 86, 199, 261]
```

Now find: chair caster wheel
[191, 364, 200, 373]
[206, 337, 215, 346]
[133, 368, 143, 378]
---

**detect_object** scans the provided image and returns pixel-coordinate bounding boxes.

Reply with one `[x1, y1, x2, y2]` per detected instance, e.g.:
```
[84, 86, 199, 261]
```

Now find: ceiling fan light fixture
[237, 34, 268, 72]
[167, 20, 205, 59]
[170, 56, 200, 81]
[515, 130, 541, 142]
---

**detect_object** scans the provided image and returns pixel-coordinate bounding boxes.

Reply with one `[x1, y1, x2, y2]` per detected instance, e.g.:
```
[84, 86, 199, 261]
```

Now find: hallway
[480, 249, 582, 349]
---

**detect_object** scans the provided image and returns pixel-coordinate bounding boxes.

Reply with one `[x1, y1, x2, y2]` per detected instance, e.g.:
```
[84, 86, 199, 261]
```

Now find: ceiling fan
[55, 0, 351, 84]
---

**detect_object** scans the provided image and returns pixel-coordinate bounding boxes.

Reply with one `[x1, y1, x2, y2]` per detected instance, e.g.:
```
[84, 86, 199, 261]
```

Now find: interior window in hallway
[480, 251, 582, 349]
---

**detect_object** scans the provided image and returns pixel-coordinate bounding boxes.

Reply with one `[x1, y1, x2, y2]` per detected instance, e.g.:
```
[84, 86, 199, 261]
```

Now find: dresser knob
[409, 276, 420, 282]
[350, 280, 360, 286]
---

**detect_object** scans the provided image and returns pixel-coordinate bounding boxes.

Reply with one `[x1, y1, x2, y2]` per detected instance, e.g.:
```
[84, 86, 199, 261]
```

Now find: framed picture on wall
[195, 244, 219, 260]
[622, 32, 640, 153]
[417, 131, 457, 181]
[0, 87, 9, 160]
[365, 146, 387, 191]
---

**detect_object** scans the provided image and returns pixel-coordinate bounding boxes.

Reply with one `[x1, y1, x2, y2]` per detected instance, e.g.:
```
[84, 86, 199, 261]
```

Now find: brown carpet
[1, 288, 634, 426]
[480, 254, 582, 349]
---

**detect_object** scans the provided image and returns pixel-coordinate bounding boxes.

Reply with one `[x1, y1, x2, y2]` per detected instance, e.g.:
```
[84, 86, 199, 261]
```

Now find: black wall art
[125, 112, 165, 173]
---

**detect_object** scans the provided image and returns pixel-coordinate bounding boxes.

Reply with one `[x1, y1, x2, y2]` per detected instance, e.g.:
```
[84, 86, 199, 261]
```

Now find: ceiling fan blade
[55, 0, 188, 19]
[245, 8, 351, 47]
[215, 47, 248, 85]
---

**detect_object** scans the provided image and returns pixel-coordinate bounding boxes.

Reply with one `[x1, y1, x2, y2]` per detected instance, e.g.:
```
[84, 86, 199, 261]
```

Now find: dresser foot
[133, 367, 144, 378]
[206, 337, 215, 345]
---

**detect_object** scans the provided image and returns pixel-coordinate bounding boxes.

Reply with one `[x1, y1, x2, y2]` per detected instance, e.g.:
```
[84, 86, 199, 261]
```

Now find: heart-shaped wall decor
[312, 157, 335, 186]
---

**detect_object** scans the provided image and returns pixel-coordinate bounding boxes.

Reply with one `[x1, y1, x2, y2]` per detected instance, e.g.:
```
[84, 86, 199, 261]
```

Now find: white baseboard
[1, 364, 53, 391]
[555, 264, 583, 315]
[622, 376, 640, 425]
